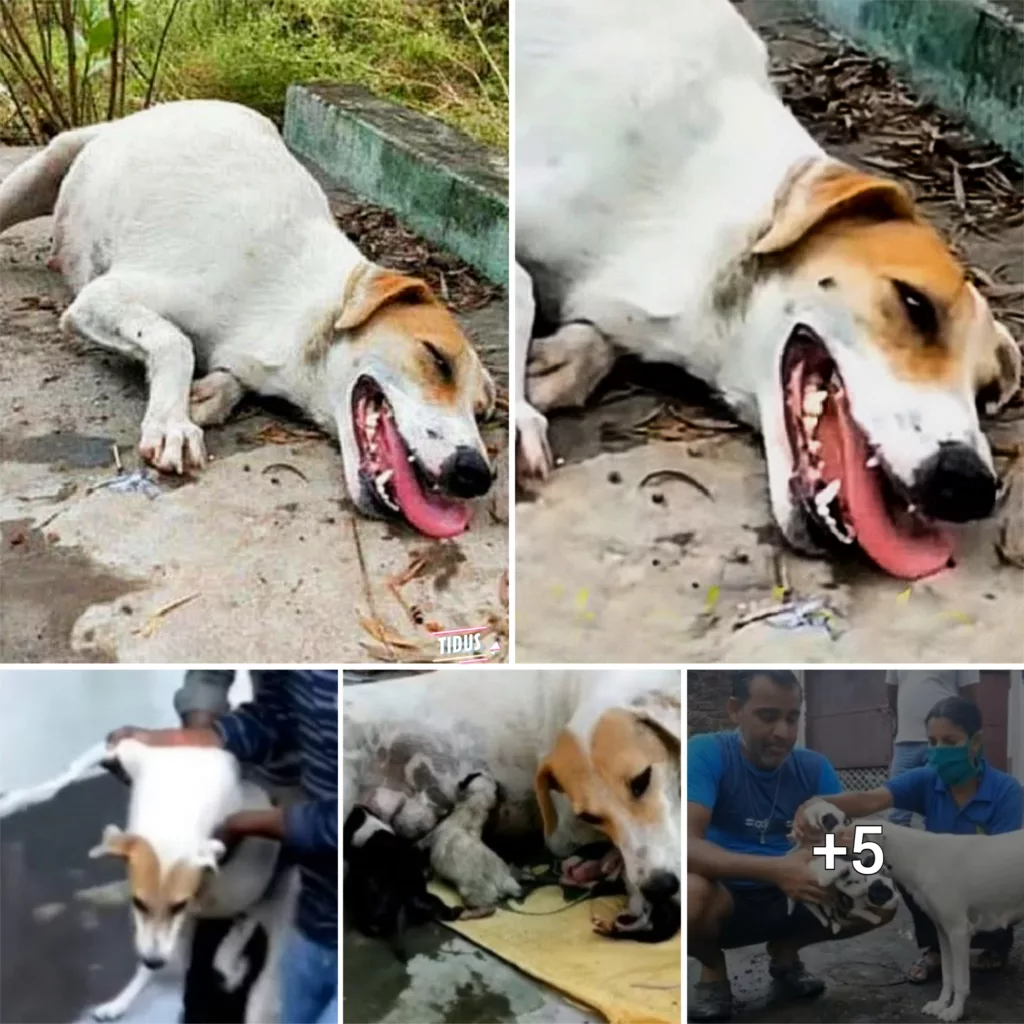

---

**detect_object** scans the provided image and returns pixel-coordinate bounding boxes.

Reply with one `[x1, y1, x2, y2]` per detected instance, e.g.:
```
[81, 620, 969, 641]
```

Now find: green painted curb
[804, 0, 1024, 163]
[283, 83, 508, 286]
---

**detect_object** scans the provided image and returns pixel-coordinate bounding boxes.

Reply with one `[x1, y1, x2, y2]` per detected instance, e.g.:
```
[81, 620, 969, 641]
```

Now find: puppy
[788, 798, 899, 933]
[343, 806, 461, 961]
[425, 772, 524, 915]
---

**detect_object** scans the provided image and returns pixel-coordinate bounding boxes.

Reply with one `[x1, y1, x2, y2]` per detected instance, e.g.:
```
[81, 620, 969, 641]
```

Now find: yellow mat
[432, 883, 681, 1024]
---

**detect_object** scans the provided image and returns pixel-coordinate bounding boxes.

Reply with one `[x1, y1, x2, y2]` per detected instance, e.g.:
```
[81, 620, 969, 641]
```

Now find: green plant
[0, 0, 183, 140]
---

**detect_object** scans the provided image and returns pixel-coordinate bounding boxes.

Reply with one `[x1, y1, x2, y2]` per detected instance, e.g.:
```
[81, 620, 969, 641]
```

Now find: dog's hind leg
[526, 320, 616, 415]
[91, 964, 153, 1021]
[61, 273, 206, 474]
[515, 262, 552, 483]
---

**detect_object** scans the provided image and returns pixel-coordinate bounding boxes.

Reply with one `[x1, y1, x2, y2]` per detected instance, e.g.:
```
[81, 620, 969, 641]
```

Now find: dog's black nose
[641, 871, 680, 903]
[141, 955, 166, 970]
[913, 442, 996, 523]
[440, 446, 492, 498]
[867, 880, 894, 906]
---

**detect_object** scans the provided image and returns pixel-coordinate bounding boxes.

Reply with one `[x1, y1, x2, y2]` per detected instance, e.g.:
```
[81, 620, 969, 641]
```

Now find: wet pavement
[687, 903, 1024, 1023]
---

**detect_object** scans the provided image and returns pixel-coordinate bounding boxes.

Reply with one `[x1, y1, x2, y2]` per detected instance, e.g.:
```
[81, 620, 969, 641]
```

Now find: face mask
[926, 744, 979, 786]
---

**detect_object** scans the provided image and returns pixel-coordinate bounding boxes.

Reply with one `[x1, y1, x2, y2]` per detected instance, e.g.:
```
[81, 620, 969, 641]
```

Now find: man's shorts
[719, 882, 827, 949]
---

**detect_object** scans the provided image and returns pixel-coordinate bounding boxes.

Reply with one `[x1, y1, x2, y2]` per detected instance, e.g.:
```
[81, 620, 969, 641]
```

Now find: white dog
[873, 820, 1024, 1022]
[516, 0, 1021, 578]
[0, 100, 496, 539]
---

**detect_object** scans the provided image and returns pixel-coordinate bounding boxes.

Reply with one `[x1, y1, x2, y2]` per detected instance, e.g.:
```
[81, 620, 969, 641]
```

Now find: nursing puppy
[516, 0, 1021, 578]
[0, 100, 496, 539]
[425, 772, 524, 914]
[343, 805, 461, 962]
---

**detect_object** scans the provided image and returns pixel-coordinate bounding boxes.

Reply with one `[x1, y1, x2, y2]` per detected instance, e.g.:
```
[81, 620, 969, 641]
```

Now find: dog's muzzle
[867, 879, 895, 906]
[641, 870, 680, 903]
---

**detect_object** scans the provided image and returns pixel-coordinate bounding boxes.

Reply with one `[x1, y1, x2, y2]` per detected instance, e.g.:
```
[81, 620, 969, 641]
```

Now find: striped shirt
[213, 670, 338, 946]
[175, 670, 300, 790]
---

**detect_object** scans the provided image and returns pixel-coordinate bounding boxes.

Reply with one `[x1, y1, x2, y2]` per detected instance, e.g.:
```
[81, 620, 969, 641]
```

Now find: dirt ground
[0, 155, 509, 664]
[515, 0, 1024, 664]
[688, 904, 1024, 1024]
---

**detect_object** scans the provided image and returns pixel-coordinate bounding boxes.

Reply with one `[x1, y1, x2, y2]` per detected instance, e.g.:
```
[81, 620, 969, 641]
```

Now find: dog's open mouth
[352, 376, 470, 539]
[782, 326, 953, 580]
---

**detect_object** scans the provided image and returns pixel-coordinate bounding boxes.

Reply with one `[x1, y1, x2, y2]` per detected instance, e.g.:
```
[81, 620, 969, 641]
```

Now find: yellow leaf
[705, 585, 721, 612]
[896, 587, 912, 604]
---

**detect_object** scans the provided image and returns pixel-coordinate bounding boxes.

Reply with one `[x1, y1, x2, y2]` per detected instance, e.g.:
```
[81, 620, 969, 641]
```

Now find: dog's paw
[516, 401, 552, 484]
[189, 369, 244, 427]
[921, 999, 958, 1020]
[139, 415, 206, 474]
[91, 999, 128, 1022]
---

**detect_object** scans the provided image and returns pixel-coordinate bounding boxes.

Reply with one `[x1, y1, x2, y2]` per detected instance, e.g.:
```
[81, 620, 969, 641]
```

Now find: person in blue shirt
[793, 695, 1023, 986]
[688, 670, 895, 1023]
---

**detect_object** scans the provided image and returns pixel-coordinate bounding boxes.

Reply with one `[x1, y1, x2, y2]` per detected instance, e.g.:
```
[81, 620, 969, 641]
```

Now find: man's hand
[217, 808, 286, 849]
[768, 848, 827, 905]
[790, 801, 825, 847]
[106, 726, 222, 748]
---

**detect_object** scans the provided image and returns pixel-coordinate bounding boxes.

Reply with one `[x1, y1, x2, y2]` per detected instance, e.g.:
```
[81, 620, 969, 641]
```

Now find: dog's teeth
[865, 455, 879, 469]
[908, 502, 917, 514]
[808, 439, 822, 455]
[802, 389, 827, 416]
[408, 455, 416, 463]
[817, 479, 840, 507]
[802, 415, 818, 436]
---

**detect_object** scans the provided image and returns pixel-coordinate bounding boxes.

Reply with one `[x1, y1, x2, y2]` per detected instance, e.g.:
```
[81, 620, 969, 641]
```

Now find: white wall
[0, 668, 252, 792]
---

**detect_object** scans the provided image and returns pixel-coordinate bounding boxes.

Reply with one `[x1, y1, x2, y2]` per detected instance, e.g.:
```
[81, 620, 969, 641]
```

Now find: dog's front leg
[61, 274, 206, 474]
[91, 963, 153, 1021]
[514, 262, 552, 482]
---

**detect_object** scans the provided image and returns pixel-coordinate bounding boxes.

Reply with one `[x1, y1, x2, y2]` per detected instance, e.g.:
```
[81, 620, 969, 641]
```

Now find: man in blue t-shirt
[688, 670, 895, 1023]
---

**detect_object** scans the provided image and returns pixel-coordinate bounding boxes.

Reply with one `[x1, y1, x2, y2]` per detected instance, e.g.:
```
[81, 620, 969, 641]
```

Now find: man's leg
[896, 884, 942, 982]
[888, 742, 927, 826]
[687, 874, 736, 1022]
[280, 928, 337, 1024]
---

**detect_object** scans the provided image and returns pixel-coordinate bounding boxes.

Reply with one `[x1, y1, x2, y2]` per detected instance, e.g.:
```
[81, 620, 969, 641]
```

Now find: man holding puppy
[111, 669, 338, 1024]
[687, 670, 895, 1023]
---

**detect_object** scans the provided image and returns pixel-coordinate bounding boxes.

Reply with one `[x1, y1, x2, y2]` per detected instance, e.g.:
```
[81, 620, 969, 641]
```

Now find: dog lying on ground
[0, 99, 496, 539]
[516, 0, 1021, 578]
[344, 669, 681, 942]
[343, 805, 462, 961]
[869, 818, 1024, 1022]
[424, 772, 525, 914]
[787, 799, 899, 935]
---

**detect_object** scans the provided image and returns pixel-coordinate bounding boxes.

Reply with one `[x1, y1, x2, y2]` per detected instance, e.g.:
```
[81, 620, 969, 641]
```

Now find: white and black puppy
[343, 805, 461, 961]
[424, 772, 524, 915]
[788, 798, 899, 933]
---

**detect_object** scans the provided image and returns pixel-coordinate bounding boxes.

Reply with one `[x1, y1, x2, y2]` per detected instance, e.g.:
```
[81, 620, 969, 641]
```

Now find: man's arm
[688, 803, 785, 884]
[957, 669, 980, 704]
[174, 670, 236, 727]
[214, 672, 294, 768]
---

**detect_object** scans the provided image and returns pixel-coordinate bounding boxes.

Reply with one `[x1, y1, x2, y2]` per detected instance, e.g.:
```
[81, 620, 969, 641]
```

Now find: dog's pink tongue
[379, 414, 470, 539]
[818, 393, 953, 580]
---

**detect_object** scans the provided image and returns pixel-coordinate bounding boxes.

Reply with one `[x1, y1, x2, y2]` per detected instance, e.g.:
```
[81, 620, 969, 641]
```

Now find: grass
[0, 0, 508, 149]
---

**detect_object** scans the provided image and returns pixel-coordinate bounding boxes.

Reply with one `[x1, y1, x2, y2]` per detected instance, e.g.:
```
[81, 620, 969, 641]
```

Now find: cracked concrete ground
[0, 149, 509, 664]
[515, 0, 1024, 665]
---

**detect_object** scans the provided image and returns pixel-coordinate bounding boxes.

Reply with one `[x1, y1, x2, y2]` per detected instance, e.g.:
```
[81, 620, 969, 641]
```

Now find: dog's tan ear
[974, 314, 1022, 415]
[89, 823, 135, 859]
[534, 760, 561, 836]
[335, 269, 435, 332]
[752, 161, 916, 256]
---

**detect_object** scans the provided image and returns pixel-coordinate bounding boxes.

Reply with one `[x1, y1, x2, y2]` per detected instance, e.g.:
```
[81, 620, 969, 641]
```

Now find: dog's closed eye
[131, 896, 150, 914]
[629, 767, 652, 799]
[422, 341, 453, 382]
[167, 899, 189, 915]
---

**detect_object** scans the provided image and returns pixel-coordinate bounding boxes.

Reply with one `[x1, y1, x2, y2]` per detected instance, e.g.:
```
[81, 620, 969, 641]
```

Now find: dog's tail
[0, 124, 105, 234]
[0, 740, 110, 819]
